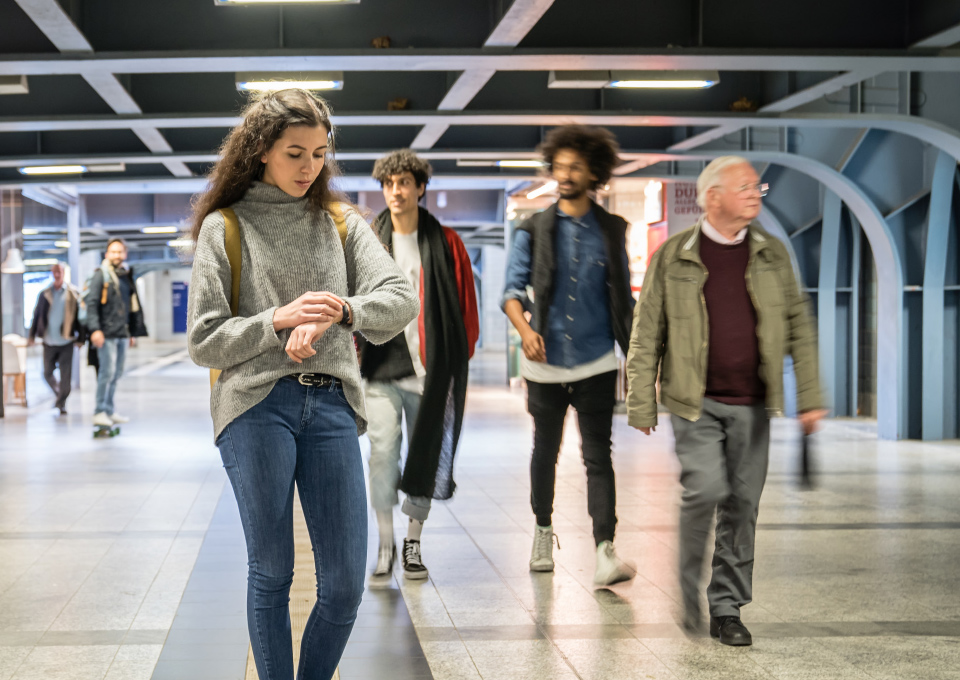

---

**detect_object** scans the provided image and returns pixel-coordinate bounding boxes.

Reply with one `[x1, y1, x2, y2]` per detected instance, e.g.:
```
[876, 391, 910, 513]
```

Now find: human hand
[90, 330, 105, 349]
[798, 409, 828, 435]
[520, 329, 546, 363]
[637, 426, 656, 435]
[285, 321, 333, 364]
[274, 292, 343, 331]
[129, 337, 137, 348]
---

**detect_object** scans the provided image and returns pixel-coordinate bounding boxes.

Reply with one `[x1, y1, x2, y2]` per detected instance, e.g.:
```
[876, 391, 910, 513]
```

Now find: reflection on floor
[0, 345, 958, 679]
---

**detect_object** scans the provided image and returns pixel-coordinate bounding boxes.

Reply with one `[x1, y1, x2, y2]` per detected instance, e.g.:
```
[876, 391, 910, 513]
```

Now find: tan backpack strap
[210, 207, 241, 388]
[100, 280, 108, 305]
[219, 208, 242, 316]
[330, 203, 349, 250]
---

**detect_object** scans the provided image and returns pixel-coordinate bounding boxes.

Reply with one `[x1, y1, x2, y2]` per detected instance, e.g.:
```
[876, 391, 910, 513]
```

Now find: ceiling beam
[4, 48, 960, 76]
[412, 0, 555, 149]
[13, 0, 192, 178]
[0, 149, 667, 169]
[6, 110, 958, 135]
[913, 23, 960, 48]
[645, 68, 886, 161]
[662, 23, 960, 157]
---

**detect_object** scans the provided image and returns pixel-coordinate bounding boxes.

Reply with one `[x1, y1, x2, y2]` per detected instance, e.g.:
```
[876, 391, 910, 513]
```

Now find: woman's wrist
[272, 307, 288, 331]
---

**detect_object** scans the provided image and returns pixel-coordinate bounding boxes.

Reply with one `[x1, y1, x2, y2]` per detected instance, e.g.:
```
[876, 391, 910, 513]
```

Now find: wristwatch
[339, 301, 353, 327]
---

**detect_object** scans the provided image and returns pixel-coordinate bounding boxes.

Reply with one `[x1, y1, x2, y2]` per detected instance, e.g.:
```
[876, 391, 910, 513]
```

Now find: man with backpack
[84, 238, 148, 427]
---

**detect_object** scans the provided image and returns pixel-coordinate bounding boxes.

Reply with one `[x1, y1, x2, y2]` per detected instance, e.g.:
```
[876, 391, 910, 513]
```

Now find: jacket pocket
[664, 275, 699, 320]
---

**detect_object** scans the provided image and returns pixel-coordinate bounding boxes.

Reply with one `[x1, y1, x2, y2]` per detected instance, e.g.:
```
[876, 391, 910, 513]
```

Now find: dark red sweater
[699, 235, 765, 405]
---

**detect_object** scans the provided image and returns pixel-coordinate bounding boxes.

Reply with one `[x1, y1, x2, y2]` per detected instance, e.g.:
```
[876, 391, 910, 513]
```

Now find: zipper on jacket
[696, 267, 709, 421]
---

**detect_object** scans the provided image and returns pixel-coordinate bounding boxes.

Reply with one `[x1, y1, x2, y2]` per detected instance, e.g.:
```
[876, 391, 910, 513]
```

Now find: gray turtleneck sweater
[187, 182, 420, 440]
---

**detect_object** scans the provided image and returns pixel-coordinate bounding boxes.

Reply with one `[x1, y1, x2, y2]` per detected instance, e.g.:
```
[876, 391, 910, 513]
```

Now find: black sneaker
[402, 538, 428, 580]
[710, 616, 752, 646]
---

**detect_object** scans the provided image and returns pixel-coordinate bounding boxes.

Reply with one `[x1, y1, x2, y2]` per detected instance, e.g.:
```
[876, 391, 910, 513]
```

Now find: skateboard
[93, 425, 120, 438]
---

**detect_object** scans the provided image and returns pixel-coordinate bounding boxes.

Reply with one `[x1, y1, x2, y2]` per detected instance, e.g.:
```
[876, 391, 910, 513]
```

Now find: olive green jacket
[626, 219, 822, 427]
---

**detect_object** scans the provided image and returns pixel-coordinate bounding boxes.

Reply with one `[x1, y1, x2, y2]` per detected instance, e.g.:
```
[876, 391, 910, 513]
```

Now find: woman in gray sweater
[187, 89, 419, 680]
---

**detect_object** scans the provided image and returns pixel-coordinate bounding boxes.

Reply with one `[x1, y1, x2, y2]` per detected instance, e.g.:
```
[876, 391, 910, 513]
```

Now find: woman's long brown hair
[189, 89, 349, 242]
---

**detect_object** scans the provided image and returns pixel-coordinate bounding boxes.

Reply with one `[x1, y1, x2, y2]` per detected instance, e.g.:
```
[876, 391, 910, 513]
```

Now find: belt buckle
[298, 373, 330, 387]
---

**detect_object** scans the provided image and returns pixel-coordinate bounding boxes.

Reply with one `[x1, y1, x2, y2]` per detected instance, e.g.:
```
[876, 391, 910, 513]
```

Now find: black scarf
[373, 207, 470, 501]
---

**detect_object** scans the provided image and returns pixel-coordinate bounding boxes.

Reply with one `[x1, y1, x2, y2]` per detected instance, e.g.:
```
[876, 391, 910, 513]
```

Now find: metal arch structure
[923, 151, 959, 441]
[756, 206, 801, 277]
[634, 150, 906, 440]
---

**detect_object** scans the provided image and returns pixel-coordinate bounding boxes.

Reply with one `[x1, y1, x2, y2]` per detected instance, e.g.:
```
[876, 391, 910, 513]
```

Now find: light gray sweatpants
[365, 380, 432, 522]
[671, 398, 770, 619]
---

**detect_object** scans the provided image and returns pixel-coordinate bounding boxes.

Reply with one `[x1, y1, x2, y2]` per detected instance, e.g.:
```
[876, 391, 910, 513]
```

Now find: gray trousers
[43, 343, 74, 410]
[365, 380, 432, 522]
[671, 398, 770, 619]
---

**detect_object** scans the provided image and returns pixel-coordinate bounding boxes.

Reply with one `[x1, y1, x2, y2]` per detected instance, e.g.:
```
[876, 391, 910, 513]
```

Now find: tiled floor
[1, 344, 959, 679]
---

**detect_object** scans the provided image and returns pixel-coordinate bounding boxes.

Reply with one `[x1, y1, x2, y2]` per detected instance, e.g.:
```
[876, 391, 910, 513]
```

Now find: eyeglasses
[736, 183, 769, 197]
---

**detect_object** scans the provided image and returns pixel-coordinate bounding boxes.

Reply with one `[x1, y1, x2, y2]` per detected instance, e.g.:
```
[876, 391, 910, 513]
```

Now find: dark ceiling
[2, 0, 960, 255]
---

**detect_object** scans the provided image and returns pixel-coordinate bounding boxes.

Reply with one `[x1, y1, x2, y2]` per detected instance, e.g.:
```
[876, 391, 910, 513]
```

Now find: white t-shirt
[392, 231, 426, 392]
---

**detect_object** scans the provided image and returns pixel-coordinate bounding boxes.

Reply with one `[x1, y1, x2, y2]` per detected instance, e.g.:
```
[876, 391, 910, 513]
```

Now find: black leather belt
[286, 373, 336, 387]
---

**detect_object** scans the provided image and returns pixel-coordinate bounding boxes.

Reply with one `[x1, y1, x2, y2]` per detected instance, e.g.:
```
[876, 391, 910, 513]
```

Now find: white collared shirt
[701, 218, 747, 245]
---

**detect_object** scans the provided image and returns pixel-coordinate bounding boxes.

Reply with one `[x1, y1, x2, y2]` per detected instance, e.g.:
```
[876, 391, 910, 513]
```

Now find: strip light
[142, 226, 180, 234]
[217, 0, 359, 4]
[237, 72, 344, 92]
[608, 70, 719, 89]
[55, 240, 72, 248]
[608, 79, 716, 89]
[497, 160, 544, 168]
[24, 258, 61, 266]
[18, 165, 87, 175]
[168, 239, 194, 248]
[526, 181, 558, 200]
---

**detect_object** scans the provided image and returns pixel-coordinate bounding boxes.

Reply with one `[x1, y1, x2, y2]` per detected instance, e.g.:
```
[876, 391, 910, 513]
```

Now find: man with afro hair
[502, 125, 636, 586]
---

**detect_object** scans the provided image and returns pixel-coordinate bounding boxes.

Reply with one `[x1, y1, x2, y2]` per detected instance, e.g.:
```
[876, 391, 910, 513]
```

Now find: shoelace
[534, 530, 560, 557]
[404, 541, 422, 566]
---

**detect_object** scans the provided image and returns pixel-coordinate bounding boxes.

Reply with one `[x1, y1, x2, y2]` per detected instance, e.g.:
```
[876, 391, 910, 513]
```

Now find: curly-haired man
[502, 125, 636, 585]
[364, 149, 479, 584]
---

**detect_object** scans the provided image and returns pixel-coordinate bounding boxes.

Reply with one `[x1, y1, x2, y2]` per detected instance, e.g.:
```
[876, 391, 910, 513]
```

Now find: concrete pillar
[480, 246, 506, 351]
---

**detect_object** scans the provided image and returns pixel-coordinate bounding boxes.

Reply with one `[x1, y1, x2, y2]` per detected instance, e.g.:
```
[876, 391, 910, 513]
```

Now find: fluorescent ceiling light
[18, 165, 87, 176]
[22, 228, 39, 236]
[167, 239, 194, 248]
[142, 226, 180, 234]
[0, 75, 29, 95]
[456, 159, 543, 168]
[55, 240, 72, 248]
[526, 181, 558, 200]
[497, 160, 544, 168]
[608, 70, 719, 89]
[216, 0, 358, 4]
[88, 163, 126, 173]
[237, 72, 344, 92]
[548, 71, 610, 89]
[24, 258, 61, 267]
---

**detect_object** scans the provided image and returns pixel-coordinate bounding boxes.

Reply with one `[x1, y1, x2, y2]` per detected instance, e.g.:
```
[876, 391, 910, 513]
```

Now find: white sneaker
[93, 412, 113, 427]
[369, 543, 395, 589]
[594, 541, 635, 586]
[530, 525, 559, 572]
[110, 413, 130, 424]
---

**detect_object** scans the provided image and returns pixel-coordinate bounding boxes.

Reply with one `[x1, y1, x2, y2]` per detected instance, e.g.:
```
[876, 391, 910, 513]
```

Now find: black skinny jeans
[526, 370, 618, 545]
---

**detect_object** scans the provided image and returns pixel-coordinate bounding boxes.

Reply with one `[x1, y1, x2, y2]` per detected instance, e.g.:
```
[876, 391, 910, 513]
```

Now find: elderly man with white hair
[625, 156, 826, 645]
